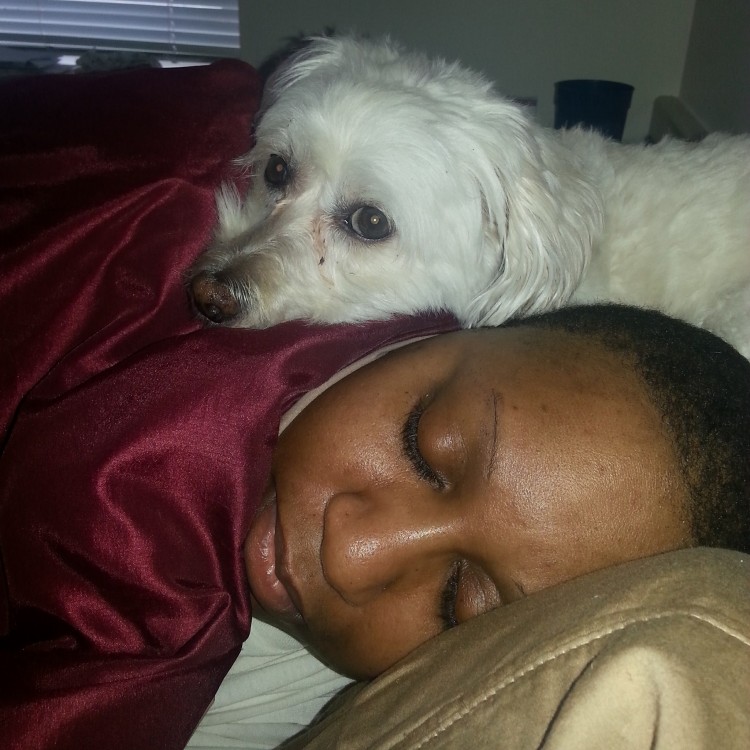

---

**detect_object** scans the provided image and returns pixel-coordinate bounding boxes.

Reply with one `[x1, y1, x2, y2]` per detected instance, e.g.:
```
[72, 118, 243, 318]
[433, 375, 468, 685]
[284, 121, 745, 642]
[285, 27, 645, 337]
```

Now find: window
[0, 1, 240, 59]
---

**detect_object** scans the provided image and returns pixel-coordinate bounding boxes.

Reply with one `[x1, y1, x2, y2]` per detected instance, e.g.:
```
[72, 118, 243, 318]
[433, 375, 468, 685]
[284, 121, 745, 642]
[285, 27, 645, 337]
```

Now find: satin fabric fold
[0, 59, 260, 431]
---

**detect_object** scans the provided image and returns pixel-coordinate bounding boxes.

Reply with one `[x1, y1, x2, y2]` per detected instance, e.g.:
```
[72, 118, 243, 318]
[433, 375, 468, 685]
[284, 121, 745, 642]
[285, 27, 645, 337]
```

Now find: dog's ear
[259, 35, 377, 115]
[261, 36, 333, 103]
[462, 105, 604, 326]
[258, 35, 404, 117]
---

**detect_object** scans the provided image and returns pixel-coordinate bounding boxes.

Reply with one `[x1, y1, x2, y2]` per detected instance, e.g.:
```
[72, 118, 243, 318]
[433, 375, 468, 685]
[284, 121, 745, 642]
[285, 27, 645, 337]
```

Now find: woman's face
[244, 327, 689, 678]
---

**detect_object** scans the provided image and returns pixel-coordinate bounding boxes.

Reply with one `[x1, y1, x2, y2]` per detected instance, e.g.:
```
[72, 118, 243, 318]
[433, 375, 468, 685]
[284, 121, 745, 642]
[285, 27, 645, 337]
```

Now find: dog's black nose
[189, 272, 240, 324]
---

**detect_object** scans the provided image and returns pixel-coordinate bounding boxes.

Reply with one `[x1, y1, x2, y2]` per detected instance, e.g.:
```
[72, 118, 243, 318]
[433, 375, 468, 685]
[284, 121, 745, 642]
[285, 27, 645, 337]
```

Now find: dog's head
[188, 36, 602, 328]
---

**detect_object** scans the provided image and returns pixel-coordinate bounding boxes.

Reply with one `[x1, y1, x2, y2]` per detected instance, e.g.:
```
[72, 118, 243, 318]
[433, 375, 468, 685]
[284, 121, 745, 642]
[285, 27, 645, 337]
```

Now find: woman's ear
[461, 102, 603, 326]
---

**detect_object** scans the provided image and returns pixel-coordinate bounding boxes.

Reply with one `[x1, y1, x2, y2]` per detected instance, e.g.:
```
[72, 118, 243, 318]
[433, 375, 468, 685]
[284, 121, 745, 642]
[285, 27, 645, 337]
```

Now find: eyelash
[401, 400, 458, 629]
[440, 561, 461, 630]
[401, 399, 445, 491]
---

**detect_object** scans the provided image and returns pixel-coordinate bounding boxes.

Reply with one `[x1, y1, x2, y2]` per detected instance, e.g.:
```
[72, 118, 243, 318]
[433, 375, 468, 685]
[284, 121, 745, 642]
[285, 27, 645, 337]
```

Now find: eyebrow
[484, 390, 501, 481]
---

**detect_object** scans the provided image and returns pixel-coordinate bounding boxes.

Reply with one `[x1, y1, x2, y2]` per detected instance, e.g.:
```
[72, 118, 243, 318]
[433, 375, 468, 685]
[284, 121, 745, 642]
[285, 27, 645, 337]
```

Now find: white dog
[188, 35, 750, 358]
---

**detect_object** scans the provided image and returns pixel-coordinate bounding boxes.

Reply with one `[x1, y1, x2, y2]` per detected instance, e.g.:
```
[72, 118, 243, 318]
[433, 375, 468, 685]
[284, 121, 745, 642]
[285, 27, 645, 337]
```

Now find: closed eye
[440, 561, 461, 630]
[402, 399, 446, 490]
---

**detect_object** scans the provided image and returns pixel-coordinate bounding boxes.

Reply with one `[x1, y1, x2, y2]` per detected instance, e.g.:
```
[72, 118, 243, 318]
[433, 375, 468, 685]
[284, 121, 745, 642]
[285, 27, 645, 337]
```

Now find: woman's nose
[320, 489, 455, 605]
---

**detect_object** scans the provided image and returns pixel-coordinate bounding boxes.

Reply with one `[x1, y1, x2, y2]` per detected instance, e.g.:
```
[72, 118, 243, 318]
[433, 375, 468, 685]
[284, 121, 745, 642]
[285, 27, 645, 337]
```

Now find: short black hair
[505, 304, 750, 554]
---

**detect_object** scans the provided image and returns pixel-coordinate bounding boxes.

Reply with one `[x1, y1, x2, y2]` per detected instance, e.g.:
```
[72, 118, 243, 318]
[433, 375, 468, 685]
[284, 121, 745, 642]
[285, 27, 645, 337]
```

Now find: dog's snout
[189, 272, 240, 324]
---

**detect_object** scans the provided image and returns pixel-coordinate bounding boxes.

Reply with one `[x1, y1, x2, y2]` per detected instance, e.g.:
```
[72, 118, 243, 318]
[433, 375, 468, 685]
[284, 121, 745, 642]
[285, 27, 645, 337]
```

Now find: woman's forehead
[302, 325, 638, 429]
[380, 325, 620, 381]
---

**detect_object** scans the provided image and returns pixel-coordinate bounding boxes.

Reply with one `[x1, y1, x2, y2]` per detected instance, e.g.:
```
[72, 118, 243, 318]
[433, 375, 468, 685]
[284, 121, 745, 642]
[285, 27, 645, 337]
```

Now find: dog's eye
[264, 154, 291, 187]
[347, 206, 392, 241]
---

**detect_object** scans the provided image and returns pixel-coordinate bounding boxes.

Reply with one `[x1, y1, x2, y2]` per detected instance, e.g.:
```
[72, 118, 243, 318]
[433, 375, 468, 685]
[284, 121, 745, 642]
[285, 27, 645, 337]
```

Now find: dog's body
[188, 36, 750, 358]
[566, 129, 750, 355]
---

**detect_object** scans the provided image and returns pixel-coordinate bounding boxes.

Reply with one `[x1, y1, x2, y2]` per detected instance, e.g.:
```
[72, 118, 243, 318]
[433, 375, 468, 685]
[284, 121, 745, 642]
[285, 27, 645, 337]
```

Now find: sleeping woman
[195, 301, 750, 750]
[2, 303, 749, 750]
[198, 304, 749, 748]
[244, 304, 750, 680]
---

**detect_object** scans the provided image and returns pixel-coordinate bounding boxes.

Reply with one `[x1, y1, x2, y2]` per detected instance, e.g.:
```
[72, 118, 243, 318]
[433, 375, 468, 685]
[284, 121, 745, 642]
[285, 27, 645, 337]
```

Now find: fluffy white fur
[188, 36, 750, 358]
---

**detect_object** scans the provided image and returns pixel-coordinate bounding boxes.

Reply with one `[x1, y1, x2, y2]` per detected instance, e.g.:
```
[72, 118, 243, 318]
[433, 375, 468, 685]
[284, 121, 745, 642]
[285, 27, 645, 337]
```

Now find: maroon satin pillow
[0, 58, 263, 427]
[0, 61, 457, 749]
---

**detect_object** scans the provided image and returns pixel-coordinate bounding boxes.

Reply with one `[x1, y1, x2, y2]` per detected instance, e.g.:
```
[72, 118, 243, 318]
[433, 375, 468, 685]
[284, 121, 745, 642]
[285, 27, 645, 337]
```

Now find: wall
[238, 0, 696, 142]
[679, 0, 750, 134]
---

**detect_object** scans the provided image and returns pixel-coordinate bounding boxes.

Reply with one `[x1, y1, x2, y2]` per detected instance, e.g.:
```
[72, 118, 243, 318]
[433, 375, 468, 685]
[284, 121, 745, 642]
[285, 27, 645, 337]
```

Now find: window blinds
[0, 1, 240, 57]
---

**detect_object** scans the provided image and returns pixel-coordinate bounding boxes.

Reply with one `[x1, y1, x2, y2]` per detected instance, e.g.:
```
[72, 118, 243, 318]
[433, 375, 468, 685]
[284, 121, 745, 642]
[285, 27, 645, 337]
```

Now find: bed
[1, 59, 748, 750]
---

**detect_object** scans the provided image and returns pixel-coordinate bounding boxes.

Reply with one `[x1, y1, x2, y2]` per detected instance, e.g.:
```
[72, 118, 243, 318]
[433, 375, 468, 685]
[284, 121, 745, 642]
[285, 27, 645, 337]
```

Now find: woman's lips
[244, 492, 302, 623]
